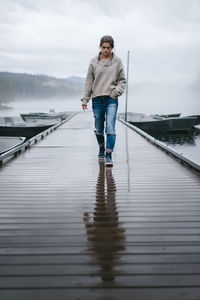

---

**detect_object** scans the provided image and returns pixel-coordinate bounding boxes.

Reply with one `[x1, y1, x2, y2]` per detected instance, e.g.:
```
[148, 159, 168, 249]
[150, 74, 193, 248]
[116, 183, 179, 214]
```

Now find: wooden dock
[0, 111, 200, 300]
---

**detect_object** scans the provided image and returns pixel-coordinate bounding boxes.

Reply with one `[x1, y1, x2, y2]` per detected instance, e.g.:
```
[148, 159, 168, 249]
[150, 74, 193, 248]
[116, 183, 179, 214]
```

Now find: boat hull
[129, 117, 197, 133]
[0, 125, 52, 140]
[0, 136, 26, 155]
[20, 112, 70, 121]
[23, 117, 61, 125]
[186, 115, 200, 125]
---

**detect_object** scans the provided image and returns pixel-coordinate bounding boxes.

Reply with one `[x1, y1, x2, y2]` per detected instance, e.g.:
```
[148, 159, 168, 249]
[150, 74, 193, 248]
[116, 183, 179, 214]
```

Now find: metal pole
[125, 50, 130, 122]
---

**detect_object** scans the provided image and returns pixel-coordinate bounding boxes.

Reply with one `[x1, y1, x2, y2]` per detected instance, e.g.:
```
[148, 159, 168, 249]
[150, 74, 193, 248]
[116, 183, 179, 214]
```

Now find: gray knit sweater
[81, 52, 126, 105]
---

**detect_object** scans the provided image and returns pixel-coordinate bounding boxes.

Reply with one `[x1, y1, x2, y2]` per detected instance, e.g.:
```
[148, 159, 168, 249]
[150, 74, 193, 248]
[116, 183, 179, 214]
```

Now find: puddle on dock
[83, 162, 126, 283]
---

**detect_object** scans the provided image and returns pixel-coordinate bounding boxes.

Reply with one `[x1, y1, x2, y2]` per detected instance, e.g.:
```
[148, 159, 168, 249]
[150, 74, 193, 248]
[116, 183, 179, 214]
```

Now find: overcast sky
[0, 0, 200, 86]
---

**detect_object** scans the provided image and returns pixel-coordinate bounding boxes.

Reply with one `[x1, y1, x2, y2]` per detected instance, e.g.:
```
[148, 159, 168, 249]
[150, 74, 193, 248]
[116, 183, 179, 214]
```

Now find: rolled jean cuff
[106, 134, 116, 151]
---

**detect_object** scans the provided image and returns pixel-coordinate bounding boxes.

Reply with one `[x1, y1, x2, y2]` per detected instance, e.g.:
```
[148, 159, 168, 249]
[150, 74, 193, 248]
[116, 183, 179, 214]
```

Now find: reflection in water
[125, 125, 131, 192]
[83, 162, 126, 283]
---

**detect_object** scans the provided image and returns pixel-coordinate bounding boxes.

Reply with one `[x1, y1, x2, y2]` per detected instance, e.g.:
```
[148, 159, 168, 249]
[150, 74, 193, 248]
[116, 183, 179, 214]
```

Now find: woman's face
[101, 42, 112, 58]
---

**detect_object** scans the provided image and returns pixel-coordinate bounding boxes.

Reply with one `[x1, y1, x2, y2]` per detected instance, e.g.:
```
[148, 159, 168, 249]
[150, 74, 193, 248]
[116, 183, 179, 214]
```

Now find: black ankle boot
[95, 134, 105, 159]
[105, 151, 113, 166]
[98, 144, 105, 159]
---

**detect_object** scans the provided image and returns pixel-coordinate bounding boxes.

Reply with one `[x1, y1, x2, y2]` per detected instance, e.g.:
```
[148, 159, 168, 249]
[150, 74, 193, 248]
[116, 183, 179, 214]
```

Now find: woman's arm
[81, 63, 94, 105]
[110, 62, 126, 99]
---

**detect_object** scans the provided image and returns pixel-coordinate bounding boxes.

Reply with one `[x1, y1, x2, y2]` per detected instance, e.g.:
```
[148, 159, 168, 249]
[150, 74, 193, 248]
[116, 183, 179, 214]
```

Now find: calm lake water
[0, 97, 199, 167]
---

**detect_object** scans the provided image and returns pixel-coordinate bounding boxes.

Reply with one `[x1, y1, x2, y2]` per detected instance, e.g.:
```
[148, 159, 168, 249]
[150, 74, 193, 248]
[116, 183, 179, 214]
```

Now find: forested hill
[0, 72, 84, 103]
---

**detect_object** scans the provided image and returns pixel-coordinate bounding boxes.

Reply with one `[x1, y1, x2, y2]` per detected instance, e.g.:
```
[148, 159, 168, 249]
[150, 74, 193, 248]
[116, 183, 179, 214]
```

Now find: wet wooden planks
[0, 111, 200, 300]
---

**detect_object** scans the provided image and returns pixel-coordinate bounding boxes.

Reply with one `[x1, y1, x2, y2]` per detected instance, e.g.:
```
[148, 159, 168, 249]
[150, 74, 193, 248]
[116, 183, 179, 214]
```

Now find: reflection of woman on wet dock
[81, 35, 126, 166]
[83, 162, 125, 282]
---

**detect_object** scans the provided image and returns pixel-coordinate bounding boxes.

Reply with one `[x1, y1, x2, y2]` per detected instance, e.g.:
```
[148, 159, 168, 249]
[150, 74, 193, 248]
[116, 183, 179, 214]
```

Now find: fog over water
[0, 84, 198, 117]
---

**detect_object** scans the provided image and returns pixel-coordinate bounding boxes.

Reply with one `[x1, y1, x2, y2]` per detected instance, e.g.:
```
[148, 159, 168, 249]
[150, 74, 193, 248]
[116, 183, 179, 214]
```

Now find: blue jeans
[92, 96, 118, 152]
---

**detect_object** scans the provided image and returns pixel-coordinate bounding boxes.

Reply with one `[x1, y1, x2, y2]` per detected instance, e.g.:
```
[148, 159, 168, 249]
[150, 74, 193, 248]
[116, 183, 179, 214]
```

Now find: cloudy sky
[0, 0, 200, 87]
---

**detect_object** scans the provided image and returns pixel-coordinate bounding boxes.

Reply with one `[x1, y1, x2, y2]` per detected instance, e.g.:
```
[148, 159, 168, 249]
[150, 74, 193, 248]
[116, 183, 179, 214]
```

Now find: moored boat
[0, 123, 54, 140]
[22, 117, 61, 125]
[185, 115, 200, 126]
[0, 114, 62, 140]
[154, 113, 181, 118]
[0, 136, 26, 155]
[20, 111, 71, 121]
[126, 113, 197, 133]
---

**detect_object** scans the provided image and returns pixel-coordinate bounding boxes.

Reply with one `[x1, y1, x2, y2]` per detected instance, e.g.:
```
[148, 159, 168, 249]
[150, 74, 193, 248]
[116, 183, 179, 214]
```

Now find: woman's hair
[99, 35, 114, 48]
[98, 35, 114, 61]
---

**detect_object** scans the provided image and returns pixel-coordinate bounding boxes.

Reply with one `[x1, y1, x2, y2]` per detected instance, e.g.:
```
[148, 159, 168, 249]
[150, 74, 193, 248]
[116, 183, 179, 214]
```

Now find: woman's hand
[82, 104, 88, 111]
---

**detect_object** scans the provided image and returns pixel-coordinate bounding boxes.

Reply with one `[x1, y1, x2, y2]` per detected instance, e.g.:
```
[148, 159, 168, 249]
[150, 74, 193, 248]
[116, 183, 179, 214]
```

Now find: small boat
[0, 124, 54, 140]
[126, 113, 197, 133]
[154, 113, 181, 118]
[0, 116, 23, 126]
[20, 111, 70, 122]
[155, 113, 200, 126]
[0, 116, 61, 126]
[185, 115, 200, 126]
[0, 136, 26, 155]
[21, 117, 61, 125]
[0, 114, 61, 140]
[0, 119, 55, 139]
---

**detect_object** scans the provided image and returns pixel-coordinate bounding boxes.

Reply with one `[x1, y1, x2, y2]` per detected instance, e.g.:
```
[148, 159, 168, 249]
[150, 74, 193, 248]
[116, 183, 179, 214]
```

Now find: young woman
[81, 35, 126, 166]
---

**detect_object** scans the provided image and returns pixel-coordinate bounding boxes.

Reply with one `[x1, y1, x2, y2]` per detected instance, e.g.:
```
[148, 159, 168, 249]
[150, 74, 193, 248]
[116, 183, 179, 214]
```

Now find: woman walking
[81, 35, 126, 166]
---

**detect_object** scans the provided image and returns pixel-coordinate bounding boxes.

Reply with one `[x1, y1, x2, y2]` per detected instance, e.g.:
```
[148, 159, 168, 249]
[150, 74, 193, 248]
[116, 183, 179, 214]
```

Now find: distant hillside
[0, 72, 84, 103]
[66, 76, 85, 84]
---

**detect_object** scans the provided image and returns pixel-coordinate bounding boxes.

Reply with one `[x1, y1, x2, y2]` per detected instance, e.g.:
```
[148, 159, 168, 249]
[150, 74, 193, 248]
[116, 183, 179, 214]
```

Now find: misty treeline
[0, 72, 83, 103]
[0, 71, 199, 105]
